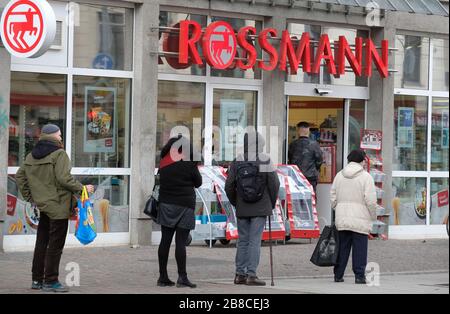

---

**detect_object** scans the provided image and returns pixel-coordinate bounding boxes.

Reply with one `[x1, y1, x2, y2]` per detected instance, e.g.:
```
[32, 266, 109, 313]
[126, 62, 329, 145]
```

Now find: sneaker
[246, 276, 266, 286]
[42, 282, 69, 293]
[176, 278, 197, 289]
[31, 281, 43, 290]
[334, 277, 345, 283]
[355, 277, 367, 284]
[234, 274, 247, 285]
[157, 278, 175, 287]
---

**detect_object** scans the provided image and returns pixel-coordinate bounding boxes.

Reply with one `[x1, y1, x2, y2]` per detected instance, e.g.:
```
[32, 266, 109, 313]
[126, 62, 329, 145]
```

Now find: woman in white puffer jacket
[330, 149, 378, 284]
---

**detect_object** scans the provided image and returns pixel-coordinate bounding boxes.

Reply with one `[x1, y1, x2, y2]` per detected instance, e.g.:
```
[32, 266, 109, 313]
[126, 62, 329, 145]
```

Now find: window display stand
[365, 150, 389, 240]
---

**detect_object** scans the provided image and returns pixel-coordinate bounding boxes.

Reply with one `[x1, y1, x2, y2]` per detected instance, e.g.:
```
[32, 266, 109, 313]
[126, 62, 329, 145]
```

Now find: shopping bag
[143, 173, 159, 221]
[143, 195, 158, 221]
[310, 225, 339, 267]
[75, 186, 97, 245]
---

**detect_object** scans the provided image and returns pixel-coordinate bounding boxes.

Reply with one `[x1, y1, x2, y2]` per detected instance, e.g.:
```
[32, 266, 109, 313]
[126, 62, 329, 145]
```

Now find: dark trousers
[32, 213, 69, 284]
[334, 231, 368, 280]
[306, 177, 318, 195]
[158, 225, 191, 280]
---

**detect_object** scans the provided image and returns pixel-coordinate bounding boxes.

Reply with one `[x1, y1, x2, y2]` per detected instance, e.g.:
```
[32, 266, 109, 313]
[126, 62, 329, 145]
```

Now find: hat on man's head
[41, 124, 61, 135]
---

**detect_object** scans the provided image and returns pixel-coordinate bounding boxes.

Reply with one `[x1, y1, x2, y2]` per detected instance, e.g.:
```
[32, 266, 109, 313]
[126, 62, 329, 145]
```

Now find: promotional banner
[84, 86, 117, 153]
[397, 107, 415, 148]
[220, 99, 247, 162]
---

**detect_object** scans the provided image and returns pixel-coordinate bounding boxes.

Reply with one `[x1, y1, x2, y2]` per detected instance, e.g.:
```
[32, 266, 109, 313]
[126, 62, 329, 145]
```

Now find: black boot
[157, 278, 175, 287]
[177, 276, 197, 288]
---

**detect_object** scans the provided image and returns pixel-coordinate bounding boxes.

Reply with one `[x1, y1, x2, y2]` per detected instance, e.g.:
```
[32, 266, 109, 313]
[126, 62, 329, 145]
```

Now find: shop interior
[287, 96, 346, 228]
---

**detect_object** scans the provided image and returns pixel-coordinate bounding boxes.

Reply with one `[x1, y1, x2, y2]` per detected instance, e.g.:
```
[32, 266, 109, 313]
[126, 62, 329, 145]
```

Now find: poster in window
[397, 107, 415, 148]
[319, 145, 336, 184]
[220, 100, 247, 161]
[84, 87, 117, 153]
[360, 129, 383, 151]
[442, 111, 449, 149]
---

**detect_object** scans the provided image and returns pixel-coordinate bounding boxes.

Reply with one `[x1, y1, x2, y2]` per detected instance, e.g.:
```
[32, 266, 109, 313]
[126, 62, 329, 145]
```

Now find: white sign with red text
[0, 0, 56, 58]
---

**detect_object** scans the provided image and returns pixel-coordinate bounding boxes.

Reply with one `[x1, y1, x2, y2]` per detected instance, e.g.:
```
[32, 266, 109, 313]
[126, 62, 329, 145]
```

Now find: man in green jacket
[16, 124, 94, 292]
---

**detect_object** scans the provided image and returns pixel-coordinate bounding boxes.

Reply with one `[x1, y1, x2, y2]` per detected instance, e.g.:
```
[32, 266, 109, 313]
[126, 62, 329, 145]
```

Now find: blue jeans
[235, 216, 267, 277]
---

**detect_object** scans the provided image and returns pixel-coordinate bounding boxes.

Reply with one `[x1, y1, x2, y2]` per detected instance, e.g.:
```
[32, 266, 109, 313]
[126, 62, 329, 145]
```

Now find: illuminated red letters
[279, 31, 311, 75]
[175, 20, 389, 78]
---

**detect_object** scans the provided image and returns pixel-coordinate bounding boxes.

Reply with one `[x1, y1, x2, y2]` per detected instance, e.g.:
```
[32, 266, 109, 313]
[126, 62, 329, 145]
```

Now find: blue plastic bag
[75, 186, 97, 245]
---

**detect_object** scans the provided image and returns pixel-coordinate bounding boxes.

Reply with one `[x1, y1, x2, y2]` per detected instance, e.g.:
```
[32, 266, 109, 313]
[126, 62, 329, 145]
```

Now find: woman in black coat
[157, 136, 202, 288]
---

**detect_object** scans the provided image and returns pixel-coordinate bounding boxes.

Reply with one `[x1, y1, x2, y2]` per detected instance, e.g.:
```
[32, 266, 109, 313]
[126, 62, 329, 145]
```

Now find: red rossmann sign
[164, 20, 389, 78]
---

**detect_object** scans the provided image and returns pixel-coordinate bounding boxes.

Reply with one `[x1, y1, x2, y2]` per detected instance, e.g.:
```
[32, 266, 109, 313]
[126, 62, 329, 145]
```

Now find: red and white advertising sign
[360, 129, 383, 151]
[438, 190, 449, 208]
[173, 20, 389, 78]
[0, 0, 56, 58]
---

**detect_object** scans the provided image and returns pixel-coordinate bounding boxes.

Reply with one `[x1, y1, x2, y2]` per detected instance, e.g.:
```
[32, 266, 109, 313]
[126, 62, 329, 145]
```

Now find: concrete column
[129, 0, 159, 246]
[0, 45, 11, 252]
[367, 15, 396, 211]
[262, 16, 287, 165]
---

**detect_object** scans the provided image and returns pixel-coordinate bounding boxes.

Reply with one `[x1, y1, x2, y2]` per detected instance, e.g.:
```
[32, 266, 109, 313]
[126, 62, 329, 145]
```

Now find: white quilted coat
[330, 162, 378, 235]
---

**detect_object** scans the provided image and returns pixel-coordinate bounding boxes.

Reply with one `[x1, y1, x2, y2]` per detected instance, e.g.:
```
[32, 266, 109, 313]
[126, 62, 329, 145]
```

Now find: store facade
[0, 0, 448, 252]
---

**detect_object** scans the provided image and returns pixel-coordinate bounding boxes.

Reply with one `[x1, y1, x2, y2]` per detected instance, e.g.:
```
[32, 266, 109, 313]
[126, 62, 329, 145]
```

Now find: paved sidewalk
[0, 239, 448, 294]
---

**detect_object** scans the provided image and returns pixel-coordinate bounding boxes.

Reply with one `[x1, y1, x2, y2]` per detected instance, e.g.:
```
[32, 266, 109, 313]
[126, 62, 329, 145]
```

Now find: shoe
[246, 276, 266, 286]
[31, 281, 43, 290]
[42, 282, 69, 293]
[234, 274, 248, 285]
[177, 278, 197, 288]
[157, 279, 175, 287]
[334, 277, 345, 283]
[355, 277, 367, 284]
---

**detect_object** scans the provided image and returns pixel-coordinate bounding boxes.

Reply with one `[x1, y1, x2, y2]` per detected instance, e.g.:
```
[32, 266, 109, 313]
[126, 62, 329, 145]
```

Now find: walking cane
[268, 215, 275, 286]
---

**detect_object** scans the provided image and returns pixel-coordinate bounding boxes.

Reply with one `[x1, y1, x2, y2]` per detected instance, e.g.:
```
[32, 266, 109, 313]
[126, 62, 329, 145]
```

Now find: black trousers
[334, 231, 368, 280]
[158, 225, 191, 280]
[32, 213, 68, 284]
[306, 177, 318, 195]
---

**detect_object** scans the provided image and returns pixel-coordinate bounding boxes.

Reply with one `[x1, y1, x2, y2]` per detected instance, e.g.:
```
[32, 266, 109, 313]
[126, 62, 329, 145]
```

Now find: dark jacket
[158, 138, 202, 210]
[225, 132, 280, 218]
[288, 137, 323, 179]
[15, 135, 83, 220]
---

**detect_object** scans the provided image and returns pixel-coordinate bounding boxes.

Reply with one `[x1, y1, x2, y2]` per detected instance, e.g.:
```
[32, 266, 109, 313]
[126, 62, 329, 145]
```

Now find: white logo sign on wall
[0, 0, 56, 58]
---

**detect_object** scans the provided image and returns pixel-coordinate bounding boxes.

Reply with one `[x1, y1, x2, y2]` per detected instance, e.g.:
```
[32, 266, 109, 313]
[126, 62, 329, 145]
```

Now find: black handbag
[310, 224, 340, 267]
[143, 173, 159, 221]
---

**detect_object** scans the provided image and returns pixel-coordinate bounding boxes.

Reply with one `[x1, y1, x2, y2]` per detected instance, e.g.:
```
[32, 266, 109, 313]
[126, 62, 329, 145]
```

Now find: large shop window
[212, 89, 257, 166]
[72, 76, 131, 168]
[395, 35, 430, 90]
[159, 12, 207, 76]
[156, 81, 205, 165]
[74, 4, 134, 71]
[9, 72, 66, 167]
[5, 175, 129, 236]
[432, 38, 449, 91]
[430, 178, 449, 226]
[71, 175, 130, 233]
[393, 95, 428, 171]
[431, 98, 449, 171]
[392, 177, 427, 226]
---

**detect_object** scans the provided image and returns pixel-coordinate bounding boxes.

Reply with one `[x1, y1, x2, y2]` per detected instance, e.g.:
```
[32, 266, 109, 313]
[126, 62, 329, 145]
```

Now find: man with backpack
[225, 130, 280, 286]
[288, 121, 323, 193]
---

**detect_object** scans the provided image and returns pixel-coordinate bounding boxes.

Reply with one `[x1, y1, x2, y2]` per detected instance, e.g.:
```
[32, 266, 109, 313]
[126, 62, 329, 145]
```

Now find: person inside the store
[288, 121, 324, 193]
